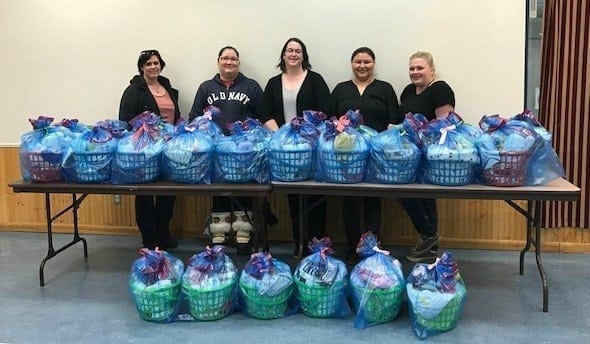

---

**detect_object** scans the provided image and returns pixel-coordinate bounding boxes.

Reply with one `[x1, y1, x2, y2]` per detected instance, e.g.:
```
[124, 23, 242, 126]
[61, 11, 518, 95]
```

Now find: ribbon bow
[302, 110, 327, 126]
[438, 124, 457, 145]
[29, 116, 55, 131]
[478, 114, 508, 133]
[202, 105, 221, 121]
[188, 245, 226, 274]
[244, 252, 274, 279]
[137, 247, 171, 285]
[309, 237, 334, 260]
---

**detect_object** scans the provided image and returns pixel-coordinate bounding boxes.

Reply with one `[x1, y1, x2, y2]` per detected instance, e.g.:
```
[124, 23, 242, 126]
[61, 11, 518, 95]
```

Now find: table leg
[297, 194, 306, 261]
[532, 201, 549, 312]
[39, 193, 88, 286]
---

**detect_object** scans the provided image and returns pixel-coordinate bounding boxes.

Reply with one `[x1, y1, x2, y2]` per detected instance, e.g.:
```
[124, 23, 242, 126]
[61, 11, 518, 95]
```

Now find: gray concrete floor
[1, 231, 589, 344]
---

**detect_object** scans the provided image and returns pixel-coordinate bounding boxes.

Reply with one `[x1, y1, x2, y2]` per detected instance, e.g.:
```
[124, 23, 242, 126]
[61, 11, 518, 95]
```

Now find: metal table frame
[9, 180, 272, 286]
[272, 178, 580, 312]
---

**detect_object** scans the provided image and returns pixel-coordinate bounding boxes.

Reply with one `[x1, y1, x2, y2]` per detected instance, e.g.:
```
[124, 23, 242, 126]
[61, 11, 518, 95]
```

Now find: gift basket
[367, 125, 421, 184]
[162, 123, 214, 184]
[112, 112, 165, 184]
[214, 119, 269, 183]
[509, 110, 565, 185]
[269, 117, 320, 181]
[316, 116, 369, 183]
[181, 245, 238, 321]
[129, 248, 184, 322]
[476, 114, 540, 186]
[61, 125, 118, 183]
[294, 237, 350, 318]
[406, 251, 467, 339]
[238, 252, 295, 319]
[422, 116, 479, 186]
[19, 116, 75, 182]
[350, 232, 405, 328]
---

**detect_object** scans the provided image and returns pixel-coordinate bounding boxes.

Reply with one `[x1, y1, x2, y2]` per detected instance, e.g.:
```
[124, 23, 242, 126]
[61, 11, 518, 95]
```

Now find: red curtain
[539, 0, 590, 227]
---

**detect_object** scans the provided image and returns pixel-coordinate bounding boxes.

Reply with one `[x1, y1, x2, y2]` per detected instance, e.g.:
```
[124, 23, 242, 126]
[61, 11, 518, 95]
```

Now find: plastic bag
[350, 232, 404, 328]
[302, 109, 328, 132]
[214, 119, 269, 183]
[316, 116, 369, 183]
[61, 125, 117, 183]
[238, 252, 296, 319]
[189, 105, 224, 139]
[112, 112, 165, 184]
[269, 117, 320, 181]
[180, 246, 238, 321]
[422, 118, 479, 186]
[162, 124, 214, 184]
[366, 125, 421, 184]
[406, 251, 467, 339]
[294, 237, 350, 318]
[129, 248, 184, 323]
[19, 116, 75, 182]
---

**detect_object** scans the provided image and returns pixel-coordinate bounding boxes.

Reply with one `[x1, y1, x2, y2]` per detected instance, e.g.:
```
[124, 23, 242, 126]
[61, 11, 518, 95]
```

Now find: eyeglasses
[219, 56, 239, 62]
[140, 49, 159, 57]
[286, 48, 302, 54]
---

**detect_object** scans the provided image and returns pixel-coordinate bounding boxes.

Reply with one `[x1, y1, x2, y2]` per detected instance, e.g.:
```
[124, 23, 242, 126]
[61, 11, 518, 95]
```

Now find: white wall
[0, 0, 525, 145]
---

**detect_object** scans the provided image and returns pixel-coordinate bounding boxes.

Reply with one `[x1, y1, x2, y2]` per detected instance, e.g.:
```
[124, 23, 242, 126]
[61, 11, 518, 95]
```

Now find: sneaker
[406, 249, 438, 263]
[158, 236, 178, 250]
[411, 234, 441, 254]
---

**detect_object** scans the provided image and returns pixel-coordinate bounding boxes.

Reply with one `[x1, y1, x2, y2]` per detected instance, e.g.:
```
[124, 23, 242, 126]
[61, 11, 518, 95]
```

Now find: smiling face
[282, 41, 303, 69]
[351, 52, 375, 82]
[409, 57, 435, 89]
[217, 48, 240, 81]
[141, 55, 161, 81]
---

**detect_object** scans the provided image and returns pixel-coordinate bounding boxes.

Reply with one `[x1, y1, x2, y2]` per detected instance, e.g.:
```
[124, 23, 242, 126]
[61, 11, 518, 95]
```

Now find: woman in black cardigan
[258, 37, 331, 257]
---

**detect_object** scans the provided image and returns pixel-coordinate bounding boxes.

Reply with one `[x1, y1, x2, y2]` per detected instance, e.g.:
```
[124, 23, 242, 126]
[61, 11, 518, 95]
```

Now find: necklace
[148, 84, 166, 97]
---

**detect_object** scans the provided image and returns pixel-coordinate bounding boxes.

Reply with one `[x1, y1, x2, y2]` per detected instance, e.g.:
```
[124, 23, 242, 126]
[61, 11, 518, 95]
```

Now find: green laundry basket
[295, 279, 347, 318]
[239, 281, 293, 319]
[130, 280, 181, 322]
[352, 284, 404, 323]
[183, 279, 237, 321]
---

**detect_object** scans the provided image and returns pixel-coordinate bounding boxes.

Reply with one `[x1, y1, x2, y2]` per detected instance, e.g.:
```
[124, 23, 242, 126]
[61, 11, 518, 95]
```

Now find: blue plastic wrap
[269, 117, 320, 181]
[238, 252, 296, 319]
[19, 116, 75, 182]
[181, 246, 238, 321]
[476, 114, 563, 186]
[350, 232, 404, 329]
[129, 248, 184, 323]
[344, 109, 378, 142]
[96, 119, 129, 139]
[214, 120, 269, 183]
[302, 109, 328, 132]
[294, 237, 350, 318]
[406, 251, 467, 339]
[162, 124, 214, 184]
[112, 112, 165, 184]
[366, 125, 421, 184]
[189, 105, 225, 139]
[58, 118, 90, 137]
[61, 126, 117, 183]
[422, 118, 479, 186]
[316, 117, 369, 183]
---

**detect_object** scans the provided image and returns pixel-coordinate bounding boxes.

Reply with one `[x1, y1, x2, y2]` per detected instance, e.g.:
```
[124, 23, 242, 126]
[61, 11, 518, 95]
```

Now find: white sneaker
[232, 210, 253, 244]
[206, 212, 232, 244]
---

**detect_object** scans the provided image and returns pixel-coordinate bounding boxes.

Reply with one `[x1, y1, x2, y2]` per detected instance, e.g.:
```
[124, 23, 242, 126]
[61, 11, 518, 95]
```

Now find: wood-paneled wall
[2, 147, 588, 252]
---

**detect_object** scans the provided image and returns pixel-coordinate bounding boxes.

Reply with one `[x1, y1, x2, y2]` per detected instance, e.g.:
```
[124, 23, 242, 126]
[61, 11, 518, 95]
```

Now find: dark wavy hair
[137, 49, 166, 75]
[350, 47, 375, 62]
[277, 37, 311, 72]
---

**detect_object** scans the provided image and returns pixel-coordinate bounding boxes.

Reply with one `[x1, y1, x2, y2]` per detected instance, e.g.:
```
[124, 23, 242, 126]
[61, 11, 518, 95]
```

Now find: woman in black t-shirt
[396, 51, 455, 263]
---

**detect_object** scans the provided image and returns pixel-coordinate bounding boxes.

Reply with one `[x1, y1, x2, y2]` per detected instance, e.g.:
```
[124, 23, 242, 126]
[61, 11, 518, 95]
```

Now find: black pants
[288, 194, 327, 246]
[398, 198, 438, 237]
[343, 196, 381, 248]
[212, 196, 252, 212]
[135, 195, 175, 246]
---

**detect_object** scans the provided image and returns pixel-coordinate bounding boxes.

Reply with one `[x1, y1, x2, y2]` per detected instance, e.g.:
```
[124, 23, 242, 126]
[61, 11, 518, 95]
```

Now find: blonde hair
[410, 51, 436, 71]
